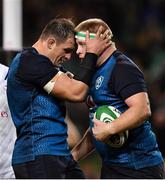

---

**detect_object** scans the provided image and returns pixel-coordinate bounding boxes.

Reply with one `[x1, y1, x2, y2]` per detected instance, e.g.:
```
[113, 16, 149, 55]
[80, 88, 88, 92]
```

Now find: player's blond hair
[75, 18, 113, 39]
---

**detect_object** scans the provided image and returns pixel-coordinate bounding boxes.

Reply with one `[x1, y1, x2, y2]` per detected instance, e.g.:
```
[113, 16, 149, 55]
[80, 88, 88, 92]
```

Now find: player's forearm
[71, 128, 95, 161]
[109, 93, 151, 135]
[72, 142, 95, 161]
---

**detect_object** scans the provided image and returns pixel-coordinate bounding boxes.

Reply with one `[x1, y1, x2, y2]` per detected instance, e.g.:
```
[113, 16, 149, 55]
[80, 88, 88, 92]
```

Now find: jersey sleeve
[17, 53, 58, 87]
[111, 61, 147, 100]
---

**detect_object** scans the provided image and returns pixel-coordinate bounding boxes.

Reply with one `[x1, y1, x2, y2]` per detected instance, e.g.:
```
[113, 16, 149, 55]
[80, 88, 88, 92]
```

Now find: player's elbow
[68, 84, 88, 102]
[69, 92, 86, 102]
[141, 105, 151, 121]
[144, 107, 151, 118]
[67, 89, 87, 102]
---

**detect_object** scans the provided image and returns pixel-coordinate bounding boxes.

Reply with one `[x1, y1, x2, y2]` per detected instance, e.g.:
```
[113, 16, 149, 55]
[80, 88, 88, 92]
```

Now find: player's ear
[47, 37, 56, 49]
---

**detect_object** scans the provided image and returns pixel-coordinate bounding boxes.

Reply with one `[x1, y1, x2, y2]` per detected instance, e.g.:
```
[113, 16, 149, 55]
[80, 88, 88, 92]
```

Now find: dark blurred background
[0, 0, 165, 178]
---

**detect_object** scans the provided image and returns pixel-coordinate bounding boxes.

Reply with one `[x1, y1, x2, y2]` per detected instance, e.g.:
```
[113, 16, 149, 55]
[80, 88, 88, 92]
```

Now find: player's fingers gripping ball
[95, 105, 129, 148]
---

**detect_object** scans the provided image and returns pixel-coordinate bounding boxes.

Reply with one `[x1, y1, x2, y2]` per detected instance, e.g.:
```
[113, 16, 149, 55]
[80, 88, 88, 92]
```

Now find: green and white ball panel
[95, 105, 129, 148]
[95, 105, 121, 123]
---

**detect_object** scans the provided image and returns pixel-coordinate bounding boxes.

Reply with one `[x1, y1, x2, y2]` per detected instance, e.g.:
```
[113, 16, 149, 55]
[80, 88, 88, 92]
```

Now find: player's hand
[85, 26, 112, 56]
[92, 118, 112, 142]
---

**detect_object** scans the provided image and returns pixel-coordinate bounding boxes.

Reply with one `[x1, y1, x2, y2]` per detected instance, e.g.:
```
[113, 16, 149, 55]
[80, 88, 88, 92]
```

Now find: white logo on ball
[100, 113, 115, 122]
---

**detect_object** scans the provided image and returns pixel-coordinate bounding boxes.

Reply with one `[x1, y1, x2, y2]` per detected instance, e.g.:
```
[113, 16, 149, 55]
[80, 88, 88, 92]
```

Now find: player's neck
[32, 40, 42, 54]
[97, 45, 116, 67]
[32, 40, 50, 60]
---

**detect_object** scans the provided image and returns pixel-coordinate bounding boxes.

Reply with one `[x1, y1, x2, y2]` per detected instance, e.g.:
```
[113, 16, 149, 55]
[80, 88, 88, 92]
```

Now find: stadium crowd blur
[0, 0, 165, 178]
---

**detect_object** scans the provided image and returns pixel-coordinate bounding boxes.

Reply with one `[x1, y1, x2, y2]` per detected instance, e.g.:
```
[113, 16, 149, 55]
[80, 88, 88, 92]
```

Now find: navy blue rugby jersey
[7, 48, 70, 165]
[88, 50, 163, 169]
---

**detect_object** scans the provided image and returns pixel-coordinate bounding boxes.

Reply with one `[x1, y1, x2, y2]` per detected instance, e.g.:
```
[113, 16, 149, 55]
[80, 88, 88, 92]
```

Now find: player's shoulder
[20, 47, 52, 68]
[21, 47, 45, 61]
[111, 51, 144, 80]
[113, 50, 132, 64]
[113, 51, 141, 71]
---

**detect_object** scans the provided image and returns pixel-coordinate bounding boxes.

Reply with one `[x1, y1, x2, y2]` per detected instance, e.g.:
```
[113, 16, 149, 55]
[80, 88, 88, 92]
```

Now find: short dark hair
[40, 18, 75, 43]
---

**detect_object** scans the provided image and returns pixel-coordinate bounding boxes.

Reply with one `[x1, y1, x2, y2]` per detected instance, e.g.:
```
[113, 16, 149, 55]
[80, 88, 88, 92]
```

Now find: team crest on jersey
[95, 76, 104, 90]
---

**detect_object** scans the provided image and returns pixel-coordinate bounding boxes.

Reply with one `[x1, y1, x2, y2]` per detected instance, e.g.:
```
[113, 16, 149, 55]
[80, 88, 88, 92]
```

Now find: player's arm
[92, 62, 151, 141]
[44, 52, 97, 102]
[44, 71, 89, 102]
[109, 62, 151, 133]
[109, 92, 151, 133]
[65, 110, 81, 149]
[71, 127, 95, 161]
[44, 27, 111, 102]
[92, 92, 151, 142]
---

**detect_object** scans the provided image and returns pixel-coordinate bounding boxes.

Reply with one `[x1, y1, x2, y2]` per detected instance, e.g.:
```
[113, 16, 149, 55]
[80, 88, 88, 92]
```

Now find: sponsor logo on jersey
[95, 76, 104, 90]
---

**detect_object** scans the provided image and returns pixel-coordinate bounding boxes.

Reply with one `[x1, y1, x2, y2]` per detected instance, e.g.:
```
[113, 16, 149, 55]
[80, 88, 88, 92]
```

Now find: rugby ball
[95, 105, 128, 148]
